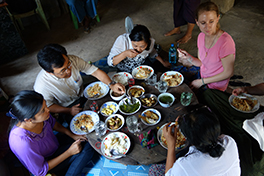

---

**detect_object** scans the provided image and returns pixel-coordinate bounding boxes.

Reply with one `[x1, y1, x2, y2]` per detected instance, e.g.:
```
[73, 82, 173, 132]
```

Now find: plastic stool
[70, 10, 79, 29]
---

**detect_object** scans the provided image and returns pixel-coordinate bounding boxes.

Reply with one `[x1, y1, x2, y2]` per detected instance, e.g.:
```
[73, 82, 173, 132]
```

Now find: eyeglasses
[57, 60, 71, 75]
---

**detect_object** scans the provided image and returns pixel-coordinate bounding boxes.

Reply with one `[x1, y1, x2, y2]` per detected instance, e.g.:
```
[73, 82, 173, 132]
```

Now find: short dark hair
[178, 106, 225, 158]
[129, 25, 151, 50]
[8, 90, 44, 132]
[37, 44, 67, 73]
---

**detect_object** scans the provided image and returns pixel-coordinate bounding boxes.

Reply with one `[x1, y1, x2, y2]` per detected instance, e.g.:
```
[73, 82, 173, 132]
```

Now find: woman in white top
[149, 106, 241, 176]
[107, 25, 171, 73]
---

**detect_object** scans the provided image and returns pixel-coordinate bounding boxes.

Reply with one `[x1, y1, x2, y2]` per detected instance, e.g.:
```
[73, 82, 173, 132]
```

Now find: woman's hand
[162, 122, 177, 148]
[161, 60, 172, 68]
[232, 87, 247, 96]
[125, 49, 139, 58]
[71, 134, 87, 141]
[177, 49, 193, 67]
[67, 139, 83, 156]
[110, 83, 125, 94]
[190, 79, 203, 89]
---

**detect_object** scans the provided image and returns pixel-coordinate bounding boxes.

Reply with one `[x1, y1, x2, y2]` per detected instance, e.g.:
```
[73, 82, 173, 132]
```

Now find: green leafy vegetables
[120, 100, 140, 113]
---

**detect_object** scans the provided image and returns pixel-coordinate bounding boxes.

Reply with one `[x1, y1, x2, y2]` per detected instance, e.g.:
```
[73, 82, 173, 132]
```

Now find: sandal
[229, 81, 251, 87]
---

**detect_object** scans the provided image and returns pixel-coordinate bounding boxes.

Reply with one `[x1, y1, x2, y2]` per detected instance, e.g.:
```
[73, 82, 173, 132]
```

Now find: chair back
[6, 0, 37, 14]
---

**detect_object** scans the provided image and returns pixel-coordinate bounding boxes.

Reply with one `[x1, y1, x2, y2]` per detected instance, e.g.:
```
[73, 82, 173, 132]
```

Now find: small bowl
[109, 89, 126, 101]
[100, 101, 119, 117]
[158, 93, 175, 108]
[118, 97, 141, 115]
[140, 108, 161, 126]
[127, 85, 145, 98]
[140, 94, 158, 108]
[105, 114, 125, 131]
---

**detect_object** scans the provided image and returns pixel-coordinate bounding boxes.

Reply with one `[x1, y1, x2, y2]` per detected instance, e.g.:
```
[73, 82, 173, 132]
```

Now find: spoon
[110, 149, 126, 157]
[80, 125, 88, 132]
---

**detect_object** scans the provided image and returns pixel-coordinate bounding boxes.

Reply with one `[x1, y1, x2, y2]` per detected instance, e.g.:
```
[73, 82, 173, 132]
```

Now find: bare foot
[164, 28, 181, 36]
[177, 34, 192, 44]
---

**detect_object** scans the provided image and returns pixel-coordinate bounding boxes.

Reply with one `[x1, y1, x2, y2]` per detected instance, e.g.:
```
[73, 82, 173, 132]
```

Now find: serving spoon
[110, 149, 126, 157]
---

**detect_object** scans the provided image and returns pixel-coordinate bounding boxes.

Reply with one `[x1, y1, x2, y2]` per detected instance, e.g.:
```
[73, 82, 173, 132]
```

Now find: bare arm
[191, 54, 235, 89]
[177, 48, 202, 67]
[92, 69, 125, 94]
[233, 83, 264, 96]
[112, 49, 138, 65]
[48, 139, 82, 171]
[163, 123, 177, 173]
[155, 55, 171, 68]
[48, 104, 82, 116]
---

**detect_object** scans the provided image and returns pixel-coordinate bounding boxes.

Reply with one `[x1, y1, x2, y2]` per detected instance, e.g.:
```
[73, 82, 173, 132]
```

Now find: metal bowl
[140, 93, 158, 108]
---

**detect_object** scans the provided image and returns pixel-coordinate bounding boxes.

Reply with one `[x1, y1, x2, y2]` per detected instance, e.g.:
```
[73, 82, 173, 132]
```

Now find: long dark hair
[37, 44, 67, 73]
[129, 25, 151, 50]
[7, 90, 44, 133]
[178, 106, 225, 158]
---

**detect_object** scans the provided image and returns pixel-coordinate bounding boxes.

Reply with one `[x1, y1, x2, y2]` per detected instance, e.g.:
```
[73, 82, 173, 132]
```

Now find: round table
[84, 81, 199, 165]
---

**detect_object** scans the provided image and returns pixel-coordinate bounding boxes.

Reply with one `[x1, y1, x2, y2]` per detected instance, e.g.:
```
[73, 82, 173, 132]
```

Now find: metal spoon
[110, 149, 126, 157]
[80, 125, 88, 132]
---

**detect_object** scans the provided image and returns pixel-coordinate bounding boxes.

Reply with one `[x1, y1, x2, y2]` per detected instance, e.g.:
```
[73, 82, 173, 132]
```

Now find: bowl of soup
[158, 93, 175, 108]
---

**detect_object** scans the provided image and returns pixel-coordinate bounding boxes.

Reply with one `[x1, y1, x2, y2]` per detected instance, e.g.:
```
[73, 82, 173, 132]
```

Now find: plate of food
[132, 65, 154, 80]
[229, 93, 260, 113]
[140, 94, 158, 108]
[100, 101, 119, 117]
[127, 85, 145, 98]
[105, 114, 125, 131]
[111, 72, 133, 86]
[83, 81, 109, 100]
[139, 108, 161, 126]
[101, 132, 131, 159]
[70, 110, 100, 135]
[118, 97, 141, 115]
[160, 71, 184, 87]
[157, 122, 187, 150]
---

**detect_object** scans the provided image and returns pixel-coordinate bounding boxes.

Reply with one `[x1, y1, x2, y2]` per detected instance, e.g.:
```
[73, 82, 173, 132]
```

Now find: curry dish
[231, 97, 257, 111]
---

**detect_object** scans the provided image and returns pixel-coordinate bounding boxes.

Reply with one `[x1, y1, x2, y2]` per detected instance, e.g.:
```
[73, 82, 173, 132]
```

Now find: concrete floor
[1, 0, 264, 103]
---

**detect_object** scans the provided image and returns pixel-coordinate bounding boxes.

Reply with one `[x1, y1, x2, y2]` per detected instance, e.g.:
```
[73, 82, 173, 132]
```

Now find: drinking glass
[180, 92, 193, 106]
[128, 78, 135, 87]
[94, 121, 107, 138]
[155, 80, 168, 93]
[126, 115, 142, 133]
[146, 73, 157, 86]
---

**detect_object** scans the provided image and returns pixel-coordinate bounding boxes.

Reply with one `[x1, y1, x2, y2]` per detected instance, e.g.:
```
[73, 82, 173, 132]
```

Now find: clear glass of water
[126, 115, 141, 133]
[155, 80, 168, 93]
[147, 73, 157, 86]
[94, 121, 107, 138]
[180, 92, 193, 106]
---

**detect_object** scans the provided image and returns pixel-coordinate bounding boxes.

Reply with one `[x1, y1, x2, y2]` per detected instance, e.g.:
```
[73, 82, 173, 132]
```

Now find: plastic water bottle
[169, 43, 177, 64]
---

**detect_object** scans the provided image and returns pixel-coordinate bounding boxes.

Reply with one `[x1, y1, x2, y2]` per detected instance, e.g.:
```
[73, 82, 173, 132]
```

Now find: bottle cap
[171, 43, 174, 47]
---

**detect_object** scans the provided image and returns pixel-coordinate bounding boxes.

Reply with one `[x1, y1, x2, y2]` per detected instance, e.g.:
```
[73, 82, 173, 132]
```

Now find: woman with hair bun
[149, 106, 240, 175]
[8, 90, 94, 176]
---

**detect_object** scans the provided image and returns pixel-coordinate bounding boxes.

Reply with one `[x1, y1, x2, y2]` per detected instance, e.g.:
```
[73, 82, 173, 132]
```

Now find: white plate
[111, 72, 133, 86]
[127, 85, 145, 98]
[70, 110, 100, 135]
[118, 97, 141, 115]
[229, 93, 260, 113]
[100, 101, 119, 117]
[160, 71, 184, 87]
[101, 132, 131, 159]
[83, 81, 109, 100]
[132, 65, 154, 80]
[157, 122, 187, 150]
[140, 108, 161, 126]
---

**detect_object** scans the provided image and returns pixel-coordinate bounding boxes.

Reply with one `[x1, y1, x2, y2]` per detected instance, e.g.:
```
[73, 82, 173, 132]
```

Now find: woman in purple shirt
[8, 90, 94, 176]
